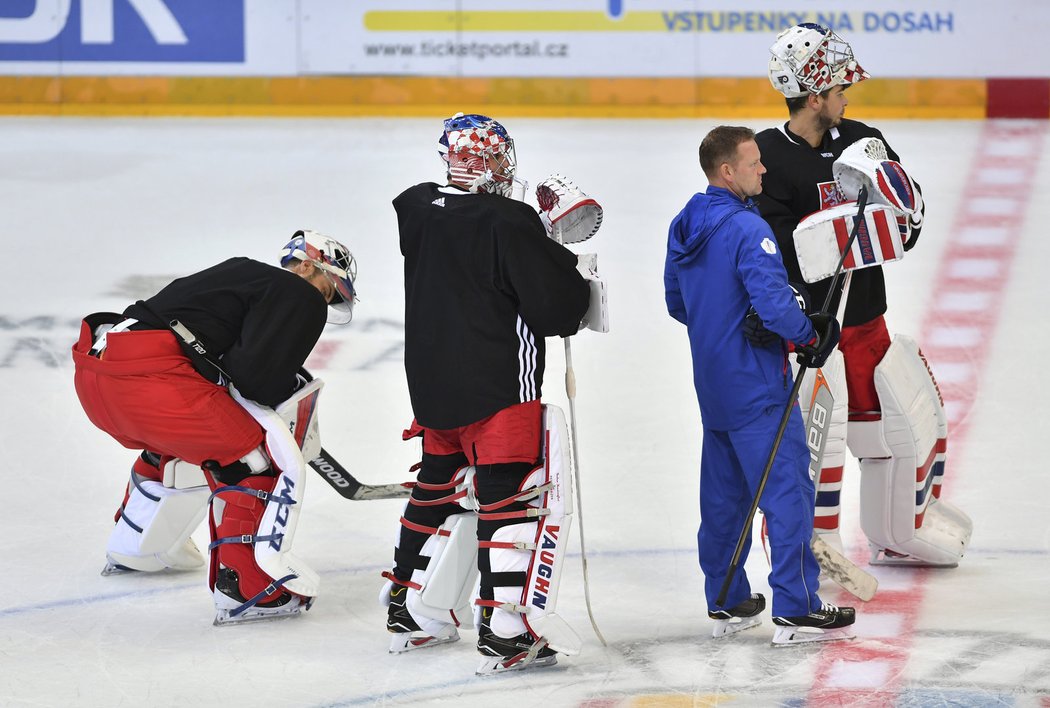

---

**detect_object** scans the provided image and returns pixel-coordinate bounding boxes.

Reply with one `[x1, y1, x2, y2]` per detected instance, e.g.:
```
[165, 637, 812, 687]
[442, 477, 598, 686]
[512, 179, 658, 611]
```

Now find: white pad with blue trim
[850, 335, 972, 565]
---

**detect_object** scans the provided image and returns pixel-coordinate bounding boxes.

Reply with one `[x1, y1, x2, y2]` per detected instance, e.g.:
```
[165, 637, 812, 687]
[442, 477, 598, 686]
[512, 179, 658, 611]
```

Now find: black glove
[743, 283, 811, 348]
[743, 307, 779, 347]
[795, 313, 841, 368]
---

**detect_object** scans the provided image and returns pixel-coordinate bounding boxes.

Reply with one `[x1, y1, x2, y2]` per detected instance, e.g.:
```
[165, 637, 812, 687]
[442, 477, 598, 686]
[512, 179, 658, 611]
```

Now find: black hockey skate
[771, 601, 856, 646]
[212, 567, 311, 626]
[708, 592, 766, 638]
[386, 583, 458, 653]
[476, 612, 557, 675]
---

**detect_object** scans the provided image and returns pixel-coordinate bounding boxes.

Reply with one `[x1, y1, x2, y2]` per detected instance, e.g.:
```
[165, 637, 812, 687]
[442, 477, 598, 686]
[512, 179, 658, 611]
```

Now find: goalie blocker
[380, 404, 581, 672]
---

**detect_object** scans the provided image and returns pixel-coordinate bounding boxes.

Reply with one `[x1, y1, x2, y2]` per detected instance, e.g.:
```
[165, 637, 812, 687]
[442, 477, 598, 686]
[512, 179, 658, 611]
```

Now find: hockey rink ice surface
[3, 116, 1049, 707]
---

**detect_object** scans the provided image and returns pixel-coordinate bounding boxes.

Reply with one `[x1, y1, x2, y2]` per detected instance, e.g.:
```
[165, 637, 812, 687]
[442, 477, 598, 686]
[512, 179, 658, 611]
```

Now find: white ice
[2, 117, 1048, 707]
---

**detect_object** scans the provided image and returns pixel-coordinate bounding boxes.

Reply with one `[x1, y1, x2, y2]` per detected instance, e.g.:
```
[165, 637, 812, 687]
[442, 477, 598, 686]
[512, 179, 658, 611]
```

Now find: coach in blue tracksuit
[664, 126, 841, 627]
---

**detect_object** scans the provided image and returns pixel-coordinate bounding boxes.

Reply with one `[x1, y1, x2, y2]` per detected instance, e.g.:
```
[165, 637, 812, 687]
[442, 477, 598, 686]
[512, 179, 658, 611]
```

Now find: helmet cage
[279, 230, 358, 323]
[439, 113, 518, 196]
[768, 23, 869, 98]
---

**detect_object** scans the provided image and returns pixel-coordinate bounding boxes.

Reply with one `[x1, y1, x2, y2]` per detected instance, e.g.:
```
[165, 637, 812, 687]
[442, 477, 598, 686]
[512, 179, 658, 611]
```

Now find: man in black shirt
[382, 113, 590, 673]
[754, 24, 970, 569]
[73, 230, 357, 623]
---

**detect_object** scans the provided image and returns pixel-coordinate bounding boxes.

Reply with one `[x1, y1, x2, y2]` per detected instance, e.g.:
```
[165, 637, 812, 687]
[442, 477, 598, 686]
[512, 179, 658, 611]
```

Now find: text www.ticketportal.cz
[364, 41, 569, 60]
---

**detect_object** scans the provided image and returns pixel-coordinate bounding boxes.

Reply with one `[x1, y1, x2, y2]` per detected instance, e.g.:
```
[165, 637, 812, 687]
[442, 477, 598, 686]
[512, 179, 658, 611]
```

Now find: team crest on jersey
[761, 237, 777, 255]
[818, 181, 847, 209]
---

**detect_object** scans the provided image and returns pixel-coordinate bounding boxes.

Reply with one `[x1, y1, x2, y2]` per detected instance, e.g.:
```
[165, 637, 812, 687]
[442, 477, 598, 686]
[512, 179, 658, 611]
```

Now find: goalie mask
[439, 112, 518, 197]
[279, 230, 358, 324]
[768, 23, 869, 98]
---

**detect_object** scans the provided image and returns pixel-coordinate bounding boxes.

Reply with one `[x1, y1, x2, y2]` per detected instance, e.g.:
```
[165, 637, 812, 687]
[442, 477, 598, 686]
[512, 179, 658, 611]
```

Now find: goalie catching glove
[833, 137, 924, 249]
[536, 174, 603, 244]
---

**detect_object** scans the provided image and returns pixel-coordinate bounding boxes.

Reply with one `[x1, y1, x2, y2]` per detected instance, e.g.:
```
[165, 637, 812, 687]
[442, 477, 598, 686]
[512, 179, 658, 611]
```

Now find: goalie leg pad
[850, 335, 972, 566]
[105, 454, 209, 574]
[475, 405, 581, 658]
[207, 468, 312, 624]
[229, 382, 322, 601]
[384, 451, 476, 647]
[794, 351, 848, 543]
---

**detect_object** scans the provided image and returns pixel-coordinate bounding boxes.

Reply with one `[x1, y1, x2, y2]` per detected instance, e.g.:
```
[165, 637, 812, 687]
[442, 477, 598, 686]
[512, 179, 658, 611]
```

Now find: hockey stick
[563, 338, 609, 646]
[308, 447, 412, 501]
[715, 186, 869, 608]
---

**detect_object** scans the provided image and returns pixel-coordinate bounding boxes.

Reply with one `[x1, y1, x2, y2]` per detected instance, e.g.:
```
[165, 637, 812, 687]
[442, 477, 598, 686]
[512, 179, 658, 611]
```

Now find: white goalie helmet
[439, 112, 518, 197]
[279, 229, 358, 324]
[768, 23, 869, 98]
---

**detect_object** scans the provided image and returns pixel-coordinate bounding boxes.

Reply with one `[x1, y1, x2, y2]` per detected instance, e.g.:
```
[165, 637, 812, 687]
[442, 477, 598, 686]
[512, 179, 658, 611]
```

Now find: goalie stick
[716, 185, 870, 608]
[308, 447, 412, 500]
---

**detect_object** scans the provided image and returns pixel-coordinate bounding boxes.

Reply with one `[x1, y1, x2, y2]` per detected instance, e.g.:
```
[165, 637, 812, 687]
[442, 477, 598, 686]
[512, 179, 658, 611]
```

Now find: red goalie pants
[72, 319, 264, 467]
[839, 315, 892, 418]
[405, 399, 542, 465]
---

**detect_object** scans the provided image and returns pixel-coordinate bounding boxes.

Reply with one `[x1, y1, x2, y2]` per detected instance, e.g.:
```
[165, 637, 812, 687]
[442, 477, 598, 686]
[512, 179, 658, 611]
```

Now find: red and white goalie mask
[768, 23, 869, 98]
[439, 113, 518, 197]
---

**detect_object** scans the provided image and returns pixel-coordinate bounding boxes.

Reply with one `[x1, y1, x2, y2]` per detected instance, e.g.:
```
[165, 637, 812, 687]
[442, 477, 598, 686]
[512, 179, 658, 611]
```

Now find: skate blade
[213, 603, 309, 627]
[100, 562, 137, 577]
[771, 626, 855, 647]
[388, 628, 459, 654]
[869, 547, 958, 568]
[712, 616, 761, 638]
[476, 652, 557, 676]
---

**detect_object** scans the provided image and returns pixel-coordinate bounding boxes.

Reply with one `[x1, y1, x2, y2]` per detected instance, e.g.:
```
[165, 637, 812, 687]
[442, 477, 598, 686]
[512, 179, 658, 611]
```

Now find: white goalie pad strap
[536, 173, 603, 244]
[107, 473, 209, 572]
[230, 381, 323, 598]
[576, 253, 609, 334]
[410, 513, 480, 631]
[855, 336, 972, 564]
[793, 202, 906, 283]
[454, 465, 479, 512]
[521, 404, 582, 655]
[833, 137, 923, 217]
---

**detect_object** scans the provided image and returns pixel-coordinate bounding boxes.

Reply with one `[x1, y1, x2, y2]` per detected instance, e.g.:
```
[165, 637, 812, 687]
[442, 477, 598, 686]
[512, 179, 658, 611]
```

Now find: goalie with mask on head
[752, 23, 971, 572]
[72, 230, 358, 625]
[381, 112, 605, 675]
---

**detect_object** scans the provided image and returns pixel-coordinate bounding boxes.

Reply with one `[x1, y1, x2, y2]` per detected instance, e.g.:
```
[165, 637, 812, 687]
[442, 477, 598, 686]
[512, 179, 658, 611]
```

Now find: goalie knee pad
[104, 452, 209, 575]
[475, 405, 581, 656]
[848, 335, 972, 566]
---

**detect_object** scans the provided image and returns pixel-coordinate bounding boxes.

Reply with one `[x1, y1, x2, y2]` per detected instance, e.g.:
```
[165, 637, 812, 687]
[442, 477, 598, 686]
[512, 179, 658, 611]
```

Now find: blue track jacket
[664, 186, 817, 431]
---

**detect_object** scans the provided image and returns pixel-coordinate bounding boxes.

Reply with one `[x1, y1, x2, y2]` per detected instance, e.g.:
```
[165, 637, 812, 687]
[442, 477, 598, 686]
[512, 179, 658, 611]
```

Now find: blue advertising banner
[0, 0, 244, 63]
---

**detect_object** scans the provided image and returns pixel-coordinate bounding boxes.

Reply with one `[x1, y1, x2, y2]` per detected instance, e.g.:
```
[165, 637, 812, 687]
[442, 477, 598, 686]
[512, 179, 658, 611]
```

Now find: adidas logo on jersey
[432, 197, 445, 207]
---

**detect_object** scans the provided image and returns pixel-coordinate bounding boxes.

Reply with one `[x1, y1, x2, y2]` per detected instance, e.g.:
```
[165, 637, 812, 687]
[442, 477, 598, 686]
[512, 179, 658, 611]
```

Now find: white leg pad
[106, 473, 209, 572]
[520, 405, 581, 655]
[796, 351, 848, 539]
[230, 381, 323, 598]
[412, 513, 480, 630]
[853, 335, 972, 565]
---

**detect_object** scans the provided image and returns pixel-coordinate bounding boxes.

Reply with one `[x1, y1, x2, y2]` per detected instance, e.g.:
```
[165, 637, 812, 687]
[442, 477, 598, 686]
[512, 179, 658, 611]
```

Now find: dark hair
[786, 86, 838, 115]
[699, 126, 756, 178]
[786, 95, 809, 115]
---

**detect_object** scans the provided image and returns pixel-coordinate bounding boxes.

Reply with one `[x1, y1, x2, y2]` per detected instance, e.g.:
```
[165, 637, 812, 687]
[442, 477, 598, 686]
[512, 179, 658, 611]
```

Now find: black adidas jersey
[754, 119, 921, 326]
[394, 182, 589, 429]
[124, 257, 328, 407]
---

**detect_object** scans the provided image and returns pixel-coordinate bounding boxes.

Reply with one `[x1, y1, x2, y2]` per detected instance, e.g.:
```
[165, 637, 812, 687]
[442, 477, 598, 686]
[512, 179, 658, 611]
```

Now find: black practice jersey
[754, 119, 921, 327]
[394, 183, 589, 429]
[125, 257, 328, 407]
